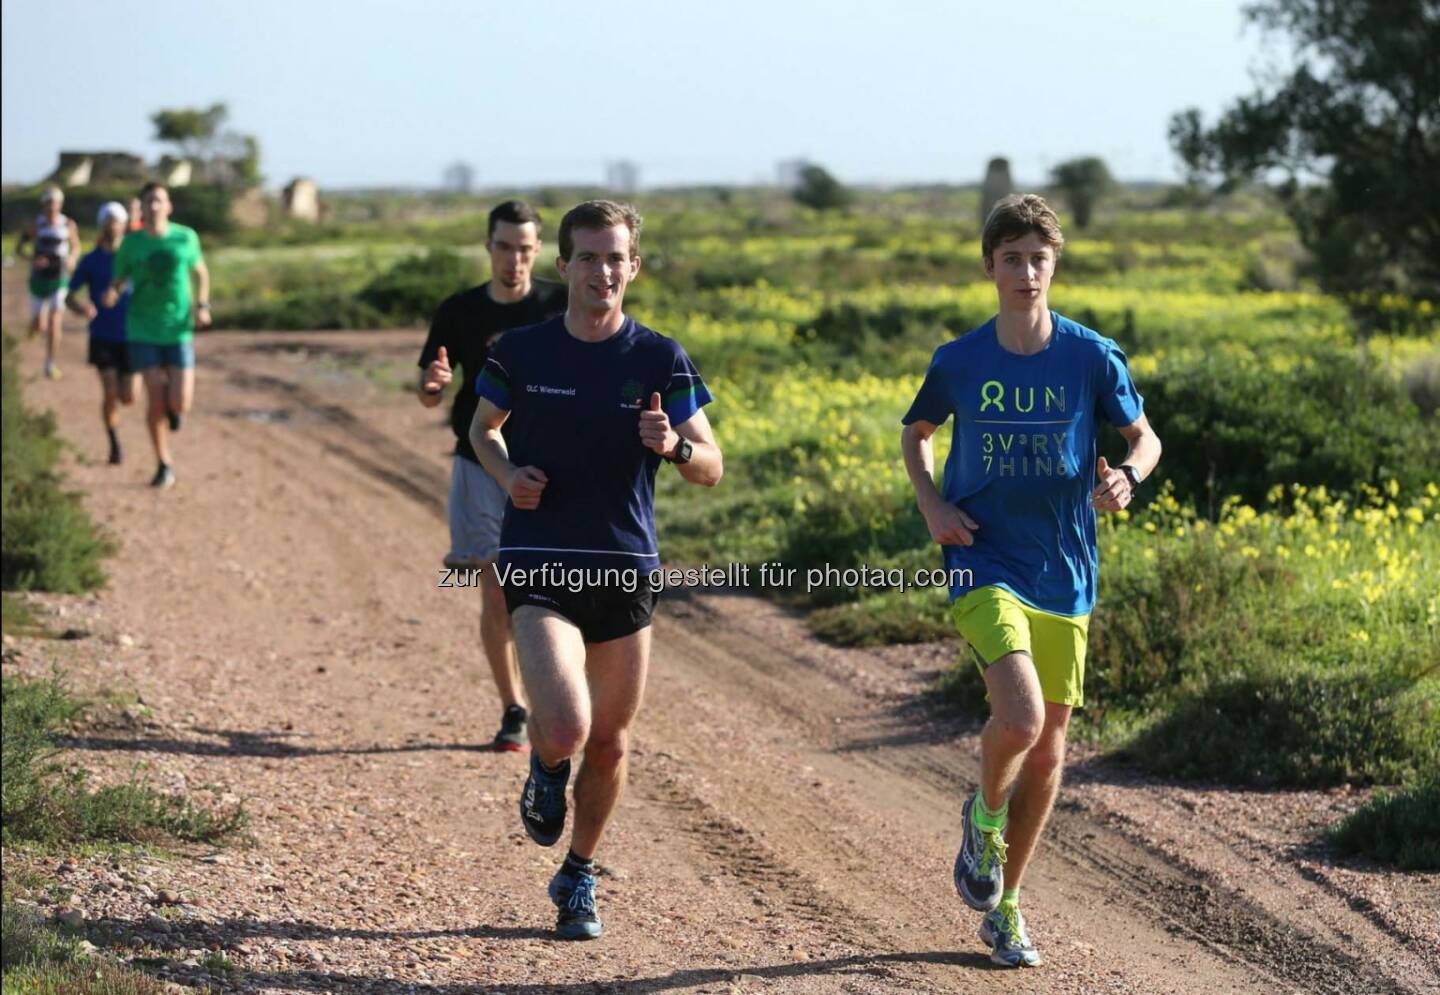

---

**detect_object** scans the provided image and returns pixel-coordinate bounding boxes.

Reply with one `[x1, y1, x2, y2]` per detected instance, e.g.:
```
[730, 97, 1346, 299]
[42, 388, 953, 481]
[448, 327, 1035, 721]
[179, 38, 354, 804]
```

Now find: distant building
[776, 158, 808, 189]
[282, 177, 321, 223]
[442, 161, 475, 194]
[44, 149, 248, 190]
[980, 157, 1014, 225]
[49, 151, 146, 187]
[606, 160, 640, 194]
[157, 156, 194, 187]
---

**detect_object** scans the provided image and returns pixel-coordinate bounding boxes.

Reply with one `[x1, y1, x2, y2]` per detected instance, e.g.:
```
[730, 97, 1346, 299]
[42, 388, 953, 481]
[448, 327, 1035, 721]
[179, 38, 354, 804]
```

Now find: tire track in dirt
[657, 591, 1426, 995]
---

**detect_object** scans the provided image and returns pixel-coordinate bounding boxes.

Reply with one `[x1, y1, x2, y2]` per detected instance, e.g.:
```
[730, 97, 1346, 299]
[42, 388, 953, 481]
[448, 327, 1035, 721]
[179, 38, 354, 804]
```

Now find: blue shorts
[129, 340, 195, 371]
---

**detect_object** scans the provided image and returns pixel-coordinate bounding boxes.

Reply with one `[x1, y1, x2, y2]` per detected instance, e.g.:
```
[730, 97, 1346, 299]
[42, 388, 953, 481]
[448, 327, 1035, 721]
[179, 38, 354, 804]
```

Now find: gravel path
[4, 291, 1435, 993]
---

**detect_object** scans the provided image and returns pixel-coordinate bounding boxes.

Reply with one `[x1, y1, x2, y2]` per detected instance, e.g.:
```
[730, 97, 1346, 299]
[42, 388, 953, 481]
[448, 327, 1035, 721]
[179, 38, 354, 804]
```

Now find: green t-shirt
[112, 223, 204, 345]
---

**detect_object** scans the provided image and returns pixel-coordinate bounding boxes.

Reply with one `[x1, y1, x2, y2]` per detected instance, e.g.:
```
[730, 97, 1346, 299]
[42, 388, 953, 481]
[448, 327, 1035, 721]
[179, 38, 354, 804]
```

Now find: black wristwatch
[1119, 464, 1142, 490]
[665, 438, 693, 465]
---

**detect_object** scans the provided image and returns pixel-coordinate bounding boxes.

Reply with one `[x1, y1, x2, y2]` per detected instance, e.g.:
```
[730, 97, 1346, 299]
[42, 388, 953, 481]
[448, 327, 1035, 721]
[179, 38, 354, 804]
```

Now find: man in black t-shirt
[418, 199, 567, 753]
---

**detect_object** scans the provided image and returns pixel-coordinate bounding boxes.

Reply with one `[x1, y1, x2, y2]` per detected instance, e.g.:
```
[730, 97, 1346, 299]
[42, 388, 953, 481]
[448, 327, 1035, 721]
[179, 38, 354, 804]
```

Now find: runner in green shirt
[104, 182, 211, 488]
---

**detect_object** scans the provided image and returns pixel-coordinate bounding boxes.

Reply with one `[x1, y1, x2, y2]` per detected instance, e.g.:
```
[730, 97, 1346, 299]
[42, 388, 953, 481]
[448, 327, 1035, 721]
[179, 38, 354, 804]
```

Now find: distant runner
[418, 200, 567, 752]
[14, 186, 81, 380]
[470, 200, 723, 940]
[66, 202, 138, 465]
[901, 194, 1161, 968]
[104, 182, 211, 488]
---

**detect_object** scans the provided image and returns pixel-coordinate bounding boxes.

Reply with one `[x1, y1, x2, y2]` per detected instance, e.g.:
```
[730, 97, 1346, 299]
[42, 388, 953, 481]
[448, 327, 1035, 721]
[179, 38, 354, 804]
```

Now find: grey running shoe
[549, 866, 602, 941]
[150, 464, 176, 489]
[979, 904, 1042, 967]
[520, 753, 570, 846]
[954, 792, 1006, 911]
[493, 704, 529, 753]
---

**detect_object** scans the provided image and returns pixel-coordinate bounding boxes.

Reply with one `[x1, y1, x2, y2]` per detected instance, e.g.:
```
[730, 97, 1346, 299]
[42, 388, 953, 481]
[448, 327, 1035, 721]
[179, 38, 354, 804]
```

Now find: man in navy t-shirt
[471, 200, 723, 941]
[901, 194, 1161, 968]
[66, 201, 137, 465]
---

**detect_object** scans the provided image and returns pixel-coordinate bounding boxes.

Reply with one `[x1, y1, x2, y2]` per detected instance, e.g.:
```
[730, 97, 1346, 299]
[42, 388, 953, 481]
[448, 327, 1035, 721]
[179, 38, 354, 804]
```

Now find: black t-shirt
[418, 279, 567, 461]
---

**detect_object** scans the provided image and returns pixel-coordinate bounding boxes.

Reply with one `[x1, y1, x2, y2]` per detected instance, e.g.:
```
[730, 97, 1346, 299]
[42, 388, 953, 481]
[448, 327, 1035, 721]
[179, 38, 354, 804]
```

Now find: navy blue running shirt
[902, 312, 1143, 616]
[474, 315, 713, 573]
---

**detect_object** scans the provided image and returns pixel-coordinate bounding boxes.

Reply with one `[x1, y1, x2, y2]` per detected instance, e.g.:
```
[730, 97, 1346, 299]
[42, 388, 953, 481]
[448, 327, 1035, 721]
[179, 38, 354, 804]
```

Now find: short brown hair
[982, 193, 1064, 263]
[558, 200, 642, 261]
[487, 199, 542, 238]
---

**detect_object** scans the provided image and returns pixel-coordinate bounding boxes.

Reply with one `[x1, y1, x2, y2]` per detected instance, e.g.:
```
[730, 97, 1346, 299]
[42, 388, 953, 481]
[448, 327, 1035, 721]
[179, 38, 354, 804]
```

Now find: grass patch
[1, 334, 113, 594]
[809, 586, 952, 646]
[1, 675, 247, 848]
[1118, 668, 1438, 787]
[1329, 778, 1440, 871]
[1, 593, 48, 639]
[1, 890, 171, 995]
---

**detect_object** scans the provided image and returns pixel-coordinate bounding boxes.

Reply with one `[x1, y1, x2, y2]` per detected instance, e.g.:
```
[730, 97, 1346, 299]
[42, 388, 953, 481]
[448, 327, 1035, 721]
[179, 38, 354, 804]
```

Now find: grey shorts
[446, 455, 507, 567]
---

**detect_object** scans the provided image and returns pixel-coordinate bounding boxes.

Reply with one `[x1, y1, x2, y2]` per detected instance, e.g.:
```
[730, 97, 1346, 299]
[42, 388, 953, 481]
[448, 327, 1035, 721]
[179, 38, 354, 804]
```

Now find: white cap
[97, 201, 128, 226]
[40, 186, 63, 204]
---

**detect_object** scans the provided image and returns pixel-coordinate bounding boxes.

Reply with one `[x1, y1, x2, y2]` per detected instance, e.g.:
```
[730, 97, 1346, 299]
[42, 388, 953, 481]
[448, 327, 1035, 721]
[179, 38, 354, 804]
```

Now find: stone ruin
[282, 178, 320, 222]
[980, 157, 1014, 226]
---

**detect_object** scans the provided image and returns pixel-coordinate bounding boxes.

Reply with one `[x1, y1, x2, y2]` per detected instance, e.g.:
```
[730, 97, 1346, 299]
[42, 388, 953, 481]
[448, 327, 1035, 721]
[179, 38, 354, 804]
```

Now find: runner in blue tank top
[470, 200, 723, 941]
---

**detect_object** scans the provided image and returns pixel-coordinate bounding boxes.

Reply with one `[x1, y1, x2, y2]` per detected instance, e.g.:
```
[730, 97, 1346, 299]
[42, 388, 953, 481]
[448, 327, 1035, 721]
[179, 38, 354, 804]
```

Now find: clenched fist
[507, 465, 548, 510]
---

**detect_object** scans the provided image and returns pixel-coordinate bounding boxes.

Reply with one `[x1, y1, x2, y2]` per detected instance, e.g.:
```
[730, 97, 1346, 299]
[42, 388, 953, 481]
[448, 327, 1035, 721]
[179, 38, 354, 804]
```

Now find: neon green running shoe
[979, 903, 1042, 968]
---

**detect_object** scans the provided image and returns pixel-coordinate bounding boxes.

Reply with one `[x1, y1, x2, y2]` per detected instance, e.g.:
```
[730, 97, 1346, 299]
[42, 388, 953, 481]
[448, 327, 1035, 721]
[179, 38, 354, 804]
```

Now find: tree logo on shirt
[619, 379, 646, 409]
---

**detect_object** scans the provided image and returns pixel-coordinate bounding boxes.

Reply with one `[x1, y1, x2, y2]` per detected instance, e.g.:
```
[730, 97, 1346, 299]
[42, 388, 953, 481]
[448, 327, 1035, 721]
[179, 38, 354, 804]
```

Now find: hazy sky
[2, 0, 1274, 190]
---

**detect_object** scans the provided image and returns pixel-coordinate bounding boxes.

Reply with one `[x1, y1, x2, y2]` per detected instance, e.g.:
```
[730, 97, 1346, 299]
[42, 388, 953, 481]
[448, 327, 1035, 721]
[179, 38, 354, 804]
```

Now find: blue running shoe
[549, 866, 602, 941]
[520, 754, 570, 847]
[954, 792, 1007, 911]
[979, 904, 1041, 967]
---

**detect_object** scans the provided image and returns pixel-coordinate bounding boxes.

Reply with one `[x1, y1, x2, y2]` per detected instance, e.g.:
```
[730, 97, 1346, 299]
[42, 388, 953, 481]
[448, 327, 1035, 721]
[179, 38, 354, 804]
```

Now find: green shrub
[1142, 347, 1440, 513]
[809, 586, 951, 646]
[1329, 778, 1440, 871]
[1120, 669, 1437, 787]
[216, 289, 387, 330]
[357, 248, 476, 326]
[2, 891, 170, 994]
[1, 676, 247, 846]
[1, 335, 112, 593]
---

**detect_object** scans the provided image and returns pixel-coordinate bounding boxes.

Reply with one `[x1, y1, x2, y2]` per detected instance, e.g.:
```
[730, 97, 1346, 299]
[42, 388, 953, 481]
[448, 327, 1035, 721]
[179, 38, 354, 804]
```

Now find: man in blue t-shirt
[66, 201, 137, 465]
[901, 194, 1161, 968]
[470, 200, 723, 941]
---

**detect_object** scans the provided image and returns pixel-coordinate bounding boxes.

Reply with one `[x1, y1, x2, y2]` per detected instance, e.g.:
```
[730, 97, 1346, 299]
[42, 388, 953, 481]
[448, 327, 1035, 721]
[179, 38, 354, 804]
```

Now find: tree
[151, 103, 262, 188]
[792, 163, 851, 211]
[1168, 0, 1440, 299]
[151, 103, 230, 160]
[1050, 157, 1114, 229]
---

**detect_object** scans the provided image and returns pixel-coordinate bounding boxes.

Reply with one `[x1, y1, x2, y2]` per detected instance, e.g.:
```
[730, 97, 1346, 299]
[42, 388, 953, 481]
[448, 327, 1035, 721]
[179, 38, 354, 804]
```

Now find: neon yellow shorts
[950, 585, 1090, 707]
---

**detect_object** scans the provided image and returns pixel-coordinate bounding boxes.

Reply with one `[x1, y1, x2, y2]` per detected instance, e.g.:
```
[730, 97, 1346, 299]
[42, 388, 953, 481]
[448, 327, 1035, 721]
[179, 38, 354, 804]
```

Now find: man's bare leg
[100, 370, 123, 463]
[167, 366, 194, 417]
[43, 307, 63, 374]
[979, 653, 1046, 812]
[143, 368, 172, 467]
[511, 606, 589, 765]
[1002, 701, 1070, 889]
[570, 627, 649, 859]
[479, 564, 524, 710]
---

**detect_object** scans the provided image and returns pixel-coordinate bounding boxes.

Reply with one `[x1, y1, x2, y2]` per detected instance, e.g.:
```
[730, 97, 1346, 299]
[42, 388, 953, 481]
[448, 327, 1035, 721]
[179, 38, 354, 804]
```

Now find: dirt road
[5, 296, 1436, 993]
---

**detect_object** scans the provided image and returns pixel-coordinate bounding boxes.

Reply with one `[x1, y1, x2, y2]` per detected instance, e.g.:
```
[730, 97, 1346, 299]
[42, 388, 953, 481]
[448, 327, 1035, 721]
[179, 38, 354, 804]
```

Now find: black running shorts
[503, 579, 659, 644]
[88, 339, 131, 373]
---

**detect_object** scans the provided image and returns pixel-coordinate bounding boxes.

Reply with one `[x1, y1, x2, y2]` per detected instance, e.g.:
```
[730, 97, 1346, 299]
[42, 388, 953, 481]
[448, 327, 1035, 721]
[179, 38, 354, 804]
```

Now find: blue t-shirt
[902, 312, 1143, 615]
[67, 248, 128, 343]
[475, 314, 713, 573]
